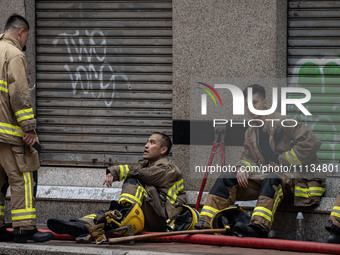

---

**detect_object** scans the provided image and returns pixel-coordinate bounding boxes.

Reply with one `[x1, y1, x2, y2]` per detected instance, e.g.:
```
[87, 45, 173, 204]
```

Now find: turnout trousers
[117, 177, 168, 232]
[80, 177, 168, 232]
[199, 172, 294, 232]
[0, 143, 37, 230]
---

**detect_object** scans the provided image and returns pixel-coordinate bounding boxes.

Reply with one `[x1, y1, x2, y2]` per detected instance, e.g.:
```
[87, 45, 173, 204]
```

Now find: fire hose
[40, 228, 340, 254]
[146, 233, 340, 254]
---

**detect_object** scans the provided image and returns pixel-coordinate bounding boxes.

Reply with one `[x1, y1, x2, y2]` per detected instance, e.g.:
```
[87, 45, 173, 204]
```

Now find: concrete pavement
[0, 237, 333, 255]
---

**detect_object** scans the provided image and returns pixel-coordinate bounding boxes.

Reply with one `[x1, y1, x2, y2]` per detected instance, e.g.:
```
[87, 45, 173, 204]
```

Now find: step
[36, 167, 340, 198]
[6, 185, 335, 212]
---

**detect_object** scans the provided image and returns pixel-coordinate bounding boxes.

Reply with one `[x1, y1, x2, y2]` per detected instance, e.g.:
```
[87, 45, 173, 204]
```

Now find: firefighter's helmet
[211, 205, 250, 235]
[167, 204, 199, 231]
[104, 201, 144, 235]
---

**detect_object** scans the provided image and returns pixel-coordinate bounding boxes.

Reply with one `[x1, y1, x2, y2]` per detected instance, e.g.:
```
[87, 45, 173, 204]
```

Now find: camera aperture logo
[196, 82, 223, 114]
[195, 82, 312, 128]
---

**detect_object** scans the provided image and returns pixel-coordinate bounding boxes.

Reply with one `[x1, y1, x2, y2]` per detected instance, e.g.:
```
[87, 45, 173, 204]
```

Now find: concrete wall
[25, 0, 36, 109]
[172, 0, 288, 191]
[0, 0, 25, 29]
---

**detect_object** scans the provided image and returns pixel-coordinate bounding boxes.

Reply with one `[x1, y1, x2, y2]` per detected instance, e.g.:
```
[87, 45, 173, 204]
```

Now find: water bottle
[296, 212, 304, 241]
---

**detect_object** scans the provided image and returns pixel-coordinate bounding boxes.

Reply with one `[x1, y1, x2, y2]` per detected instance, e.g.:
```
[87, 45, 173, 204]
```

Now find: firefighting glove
[89, 210, 122, 244]
[96, 210, 122, 224]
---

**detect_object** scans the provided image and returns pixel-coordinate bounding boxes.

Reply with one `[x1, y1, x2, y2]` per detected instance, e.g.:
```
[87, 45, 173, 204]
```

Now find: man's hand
[237, 168, 249, 189]
[103, 173, 114, 187]
[23, 130, 36, 146]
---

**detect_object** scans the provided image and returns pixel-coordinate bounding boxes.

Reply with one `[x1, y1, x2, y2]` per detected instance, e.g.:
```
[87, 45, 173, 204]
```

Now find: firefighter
[324, 192, 340, 243]
[0, 14, 53, 242]
[195, 84, 325, 238]
[48, 132, 187, 236]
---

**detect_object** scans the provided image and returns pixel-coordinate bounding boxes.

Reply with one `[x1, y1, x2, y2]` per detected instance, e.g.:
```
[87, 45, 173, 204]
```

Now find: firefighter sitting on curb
[195, 84, 326, 238]
[48, 132, 189, 243]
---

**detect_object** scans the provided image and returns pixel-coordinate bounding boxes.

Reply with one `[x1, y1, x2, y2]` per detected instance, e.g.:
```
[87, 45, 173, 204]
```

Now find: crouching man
[48, 132, 187, 240]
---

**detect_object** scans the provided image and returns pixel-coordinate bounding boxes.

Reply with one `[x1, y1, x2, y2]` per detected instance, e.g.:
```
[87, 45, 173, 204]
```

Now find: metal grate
[288, 0, 340, 164]
[35, 0, 173, 166]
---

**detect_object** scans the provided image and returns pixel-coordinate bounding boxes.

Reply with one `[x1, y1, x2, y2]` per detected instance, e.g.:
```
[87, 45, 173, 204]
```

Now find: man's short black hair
[243, 84, 266, 99]
[152, 132, 172, 155]
[4, 13, 29, 32]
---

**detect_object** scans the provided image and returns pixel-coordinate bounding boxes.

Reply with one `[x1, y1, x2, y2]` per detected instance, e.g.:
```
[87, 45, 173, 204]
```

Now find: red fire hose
[147, 233, 340, 254]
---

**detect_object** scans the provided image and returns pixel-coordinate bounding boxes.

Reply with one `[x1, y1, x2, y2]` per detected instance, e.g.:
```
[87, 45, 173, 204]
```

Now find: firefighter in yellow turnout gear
[0, 14, 53, 243]
[48, 132, 187, 241]
[104, 132, 186, 231]
[196, 84, 325, 238]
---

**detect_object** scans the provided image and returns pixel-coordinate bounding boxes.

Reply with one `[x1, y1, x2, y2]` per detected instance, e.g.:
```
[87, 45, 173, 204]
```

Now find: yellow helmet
[210, 205, 250, 235]
[167, 204, 199, 231]
[105, 203, 144, 235]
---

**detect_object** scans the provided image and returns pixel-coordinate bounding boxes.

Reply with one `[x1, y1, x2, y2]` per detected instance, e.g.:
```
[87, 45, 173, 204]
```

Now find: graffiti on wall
[52, 30, 131, 107]
[292, 58, 340, 162]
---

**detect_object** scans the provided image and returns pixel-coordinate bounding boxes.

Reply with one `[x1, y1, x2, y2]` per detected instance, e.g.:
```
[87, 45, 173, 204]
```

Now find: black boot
[13, 228, 53, 243]
[324, 232, 340, 244]
[0, 226, 14, 241]
[233, 222, 268, 238]
[324, 220, 340, 244]
[47, 218, 89, 237]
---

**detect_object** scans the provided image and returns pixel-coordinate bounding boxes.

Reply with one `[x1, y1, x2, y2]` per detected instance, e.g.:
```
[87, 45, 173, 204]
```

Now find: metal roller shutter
[288, 0, 340, 164]
[35, 0, 172, 166]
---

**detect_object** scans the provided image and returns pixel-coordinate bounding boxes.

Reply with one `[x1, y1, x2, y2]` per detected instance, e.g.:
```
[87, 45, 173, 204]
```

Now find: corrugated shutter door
[288, 0, 340, 164]
[36, 0, 172, 166]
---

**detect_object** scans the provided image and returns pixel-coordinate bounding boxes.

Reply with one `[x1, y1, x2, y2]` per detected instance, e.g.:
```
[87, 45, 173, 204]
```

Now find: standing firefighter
[195, 84, 325, 238]
[48, 132, 188, 241]
[324, 192, 340, 243]
[0, 14, 53, 242]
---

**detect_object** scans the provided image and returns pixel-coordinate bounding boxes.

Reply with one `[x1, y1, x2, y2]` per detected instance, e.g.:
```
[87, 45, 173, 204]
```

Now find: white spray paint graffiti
[292, 57, 340, 162]
[52, 30, 131, 107]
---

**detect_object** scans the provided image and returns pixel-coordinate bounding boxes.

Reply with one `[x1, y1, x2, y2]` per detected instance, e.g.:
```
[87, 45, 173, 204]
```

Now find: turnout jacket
[107, 157, 187, 219]
[0, 33, 36, 145]
[236, 112, 325, 207]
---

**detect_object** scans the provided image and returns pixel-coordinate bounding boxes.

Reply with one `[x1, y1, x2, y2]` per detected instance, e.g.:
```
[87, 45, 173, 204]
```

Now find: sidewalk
[0, 240, 332, 255]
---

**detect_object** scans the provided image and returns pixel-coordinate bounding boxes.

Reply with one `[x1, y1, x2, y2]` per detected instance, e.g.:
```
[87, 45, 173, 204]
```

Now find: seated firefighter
[48, 132, 188, 241]
[195, 84, 326, 238]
